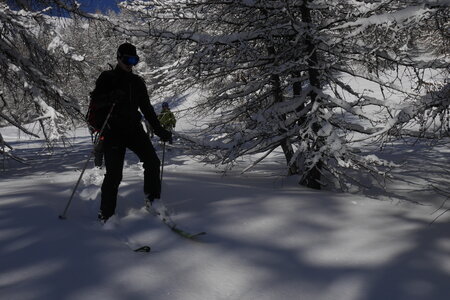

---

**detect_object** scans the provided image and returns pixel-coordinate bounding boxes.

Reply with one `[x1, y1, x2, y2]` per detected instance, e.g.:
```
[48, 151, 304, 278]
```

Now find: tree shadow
[1, 133, 449, 299]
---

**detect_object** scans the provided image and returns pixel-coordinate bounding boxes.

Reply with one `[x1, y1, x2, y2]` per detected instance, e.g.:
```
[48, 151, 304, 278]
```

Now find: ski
[114, 234, 152, 253]
[96, 220, 152, 253]
[111, 232, 152, 253]
[145, 203, 206, 240]
[134, 245, 151, 252]
[171, 226, 206, 239]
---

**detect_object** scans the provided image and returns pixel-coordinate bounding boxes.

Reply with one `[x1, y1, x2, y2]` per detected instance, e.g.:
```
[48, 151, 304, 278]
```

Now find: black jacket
[90, 66, 164, 135]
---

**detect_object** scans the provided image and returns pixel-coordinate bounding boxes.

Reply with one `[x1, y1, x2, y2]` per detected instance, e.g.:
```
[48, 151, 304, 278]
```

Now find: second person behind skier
[158, 102, 176, 144]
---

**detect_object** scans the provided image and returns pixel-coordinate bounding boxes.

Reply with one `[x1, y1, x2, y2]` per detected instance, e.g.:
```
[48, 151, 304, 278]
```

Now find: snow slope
[0, 120, 449, 300]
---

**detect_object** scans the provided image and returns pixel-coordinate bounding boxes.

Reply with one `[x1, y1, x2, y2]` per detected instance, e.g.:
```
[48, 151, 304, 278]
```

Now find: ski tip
[191, 232, 207, 238]
[58, 215, 67, 220]
[174, 229, 207, 239]
[134, 246, 151, 253]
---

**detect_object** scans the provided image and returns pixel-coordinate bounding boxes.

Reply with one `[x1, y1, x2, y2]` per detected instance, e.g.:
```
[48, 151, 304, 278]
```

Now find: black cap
[117, 43, 137, 57]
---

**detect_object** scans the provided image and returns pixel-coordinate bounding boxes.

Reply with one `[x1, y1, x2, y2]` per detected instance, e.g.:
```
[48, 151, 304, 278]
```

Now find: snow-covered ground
[1, 116, 449, 300]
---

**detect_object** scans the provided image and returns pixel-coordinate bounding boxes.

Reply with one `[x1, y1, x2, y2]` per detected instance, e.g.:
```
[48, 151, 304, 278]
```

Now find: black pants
[100, 125, 160, 218]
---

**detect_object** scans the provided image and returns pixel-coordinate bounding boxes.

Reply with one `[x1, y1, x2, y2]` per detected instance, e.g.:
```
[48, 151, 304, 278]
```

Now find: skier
[89, 42, 171, 223]
[157, 102, 176, 144]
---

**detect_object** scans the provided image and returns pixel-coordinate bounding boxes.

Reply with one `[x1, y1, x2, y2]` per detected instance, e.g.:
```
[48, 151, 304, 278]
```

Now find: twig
[429, 185, 450, 225]
[430, 208, 450, 225]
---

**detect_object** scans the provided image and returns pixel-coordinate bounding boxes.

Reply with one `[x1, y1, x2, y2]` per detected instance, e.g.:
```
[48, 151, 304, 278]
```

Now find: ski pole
[59, 104, 115, 220]
[160, 141, 166, 183]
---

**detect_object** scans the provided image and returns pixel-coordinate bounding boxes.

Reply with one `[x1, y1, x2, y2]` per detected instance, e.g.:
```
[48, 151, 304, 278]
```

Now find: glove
[108, 89, 126, 104]
[155, 128, 172, 142]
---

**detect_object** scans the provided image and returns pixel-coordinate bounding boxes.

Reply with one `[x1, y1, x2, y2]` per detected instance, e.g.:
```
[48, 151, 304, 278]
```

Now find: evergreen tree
[118, 0, 449, 190]
[0, 0, 85, 145]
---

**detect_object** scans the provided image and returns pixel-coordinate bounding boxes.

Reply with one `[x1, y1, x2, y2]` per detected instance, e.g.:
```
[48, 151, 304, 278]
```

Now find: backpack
[86, 93, 108, 133]
[86, 66, 117, 132]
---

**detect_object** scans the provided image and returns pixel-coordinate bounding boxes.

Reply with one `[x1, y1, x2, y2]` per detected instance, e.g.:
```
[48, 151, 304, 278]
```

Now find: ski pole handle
[95, 103, 116, 145]
[160, 142, 166, 183]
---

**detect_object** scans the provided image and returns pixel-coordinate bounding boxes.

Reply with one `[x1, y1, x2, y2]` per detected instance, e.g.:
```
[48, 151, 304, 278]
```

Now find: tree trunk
[267, 44, 298, 175]
[299, 0, 322, 190]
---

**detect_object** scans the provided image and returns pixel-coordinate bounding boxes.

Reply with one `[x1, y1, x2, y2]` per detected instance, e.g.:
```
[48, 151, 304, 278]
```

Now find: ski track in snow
[0, 125, 449, 300]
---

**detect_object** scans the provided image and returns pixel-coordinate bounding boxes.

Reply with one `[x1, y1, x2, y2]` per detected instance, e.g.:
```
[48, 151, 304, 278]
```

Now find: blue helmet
[162, 102, 169, 108]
